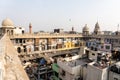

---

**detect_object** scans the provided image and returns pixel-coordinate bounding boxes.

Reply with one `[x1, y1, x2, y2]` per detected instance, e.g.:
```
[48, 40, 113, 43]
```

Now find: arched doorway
[17, 47, 21, 53]
[11, 30, 13, 35]
[7, 30, 10, 35]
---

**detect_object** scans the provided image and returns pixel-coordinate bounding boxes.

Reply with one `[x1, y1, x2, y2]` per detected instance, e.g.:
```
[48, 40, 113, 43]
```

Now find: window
[101, 46, 103, 49]
[19, 39, 22, 43]
[23, 40, 25, 43]
[105, 45, 110, 50]
[22, 30, 24, 34]
[23, 46, 26, 52]
[17, 47, 21, 53]
[95, 48, 98, 51]
[11, 30, 13, 35]
[16, 39, 18, 43]
[92, 53, 95, 56]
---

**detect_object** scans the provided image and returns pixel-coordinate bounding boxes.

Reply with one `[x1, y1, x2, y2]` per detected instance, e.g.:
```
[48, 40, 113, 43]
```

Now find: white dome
[94, 22, 100, 32]
[83, 24, 89, 31]
[2, 18, 14, 28]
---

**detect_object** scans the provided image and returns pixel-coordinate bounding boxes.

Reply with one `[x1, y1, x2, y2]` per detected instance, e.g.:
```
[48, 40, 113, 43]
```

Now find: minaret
[29, 23, 32, 34]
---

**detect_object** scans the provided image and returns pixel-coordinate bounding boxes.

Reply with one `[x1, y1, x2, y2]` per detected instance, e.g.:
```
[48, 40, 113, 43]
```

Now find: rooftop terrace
[58, 57, 92, 68]
[64, 59, 92, 67]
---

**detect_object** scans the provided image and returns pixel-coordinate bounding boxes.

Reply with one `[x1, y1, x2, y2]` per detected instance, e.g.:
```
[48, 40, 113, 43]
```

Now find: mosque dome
[94, 22, 100, 32]
[83, 24, 89, 31]
[2, 18, 14, 28]
[95, 22, 100, 28]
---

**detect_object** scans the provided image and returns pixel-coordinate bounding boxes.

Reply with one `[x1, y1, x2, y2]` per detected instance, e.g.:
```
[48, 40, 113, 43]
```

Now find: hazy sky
[0, 0, 120, 32]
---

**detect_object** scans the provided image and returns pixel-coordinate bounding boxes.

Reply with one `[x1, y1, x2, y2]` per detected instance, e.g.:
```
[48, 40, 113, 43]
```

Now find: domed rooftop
[94, 22, 100, 32]
[83, 24, 89, 31]
[95, 22, 100, 28]
[2, 18, 14, 28]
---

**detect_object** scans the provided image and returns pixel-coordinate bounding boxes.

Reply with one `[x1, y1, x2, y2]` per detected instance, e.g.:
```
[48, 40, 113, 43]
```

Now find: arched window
[22, 30, 24, 34]
[7, 30, 10, 35]
[17, 47, 21, 53]
[11, 30, 13, 35]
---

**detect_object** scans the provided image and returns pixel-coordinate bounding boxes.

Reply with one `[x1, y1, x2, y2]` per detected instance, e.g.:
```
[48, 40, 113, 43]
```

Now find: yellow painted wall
[64, 41, 75, 48]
